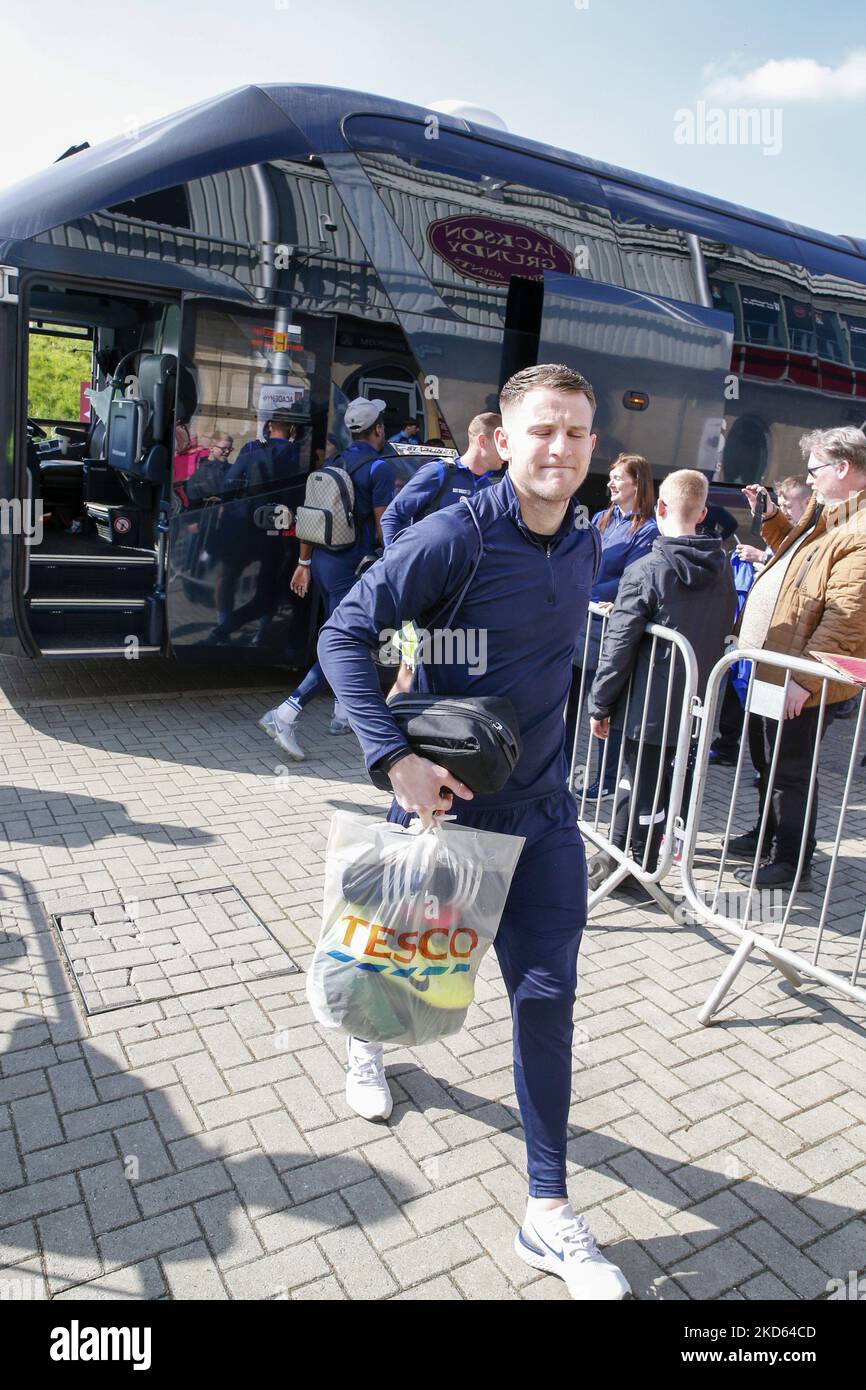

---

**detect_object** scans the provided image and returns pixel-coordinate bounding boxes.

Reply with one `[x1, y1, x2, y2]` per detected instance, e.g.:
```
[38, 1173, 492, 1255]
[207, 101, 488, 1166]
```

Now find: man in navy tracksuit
[225, 410, 302, 483]
[388, 420, 423, 448]
[318, 365, 630, 1300]
[258, 397, 396, 759]
[380, 411, 504, 546]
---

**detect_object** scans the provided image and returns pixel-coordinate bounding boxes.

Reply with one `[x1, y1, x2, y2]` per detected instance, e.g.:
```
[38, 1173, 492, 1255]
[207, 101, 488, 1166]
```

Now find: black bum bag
[370, 695, 522, 796]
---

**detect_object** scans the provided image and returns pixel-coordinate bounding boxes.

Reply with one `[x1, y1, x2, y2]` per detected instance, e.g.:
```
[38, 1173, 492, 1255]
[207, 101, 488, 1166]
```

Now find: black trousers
[711, 675, 746, 757]
[608, 738, 698, 869]
[747, 705, 835, 865]
[611, 740, 668, 868]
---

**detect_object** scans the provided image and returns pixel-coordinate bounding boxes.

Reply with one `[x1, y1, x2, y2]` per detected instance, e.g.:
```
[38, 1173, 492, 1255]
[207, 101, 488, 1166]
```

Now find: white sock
[333, 700, 346, 722]
[349, 1036, 384, 1061]
[527, 1196, 570, 1221]
[276, 697, 301, 727]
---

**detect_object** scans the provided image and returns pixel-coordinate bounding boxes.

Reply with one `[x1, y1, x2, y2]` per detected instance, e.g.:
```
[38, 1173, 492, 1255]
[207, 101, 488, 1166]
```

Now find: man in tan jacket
[730, 425, 866, 888]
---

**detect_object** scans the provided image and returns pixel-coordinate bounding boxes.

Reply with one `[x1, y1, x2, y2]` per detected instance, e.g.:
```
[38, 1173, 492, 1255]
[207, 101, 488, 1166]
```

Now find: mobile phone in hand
[750, 489, 766, 538]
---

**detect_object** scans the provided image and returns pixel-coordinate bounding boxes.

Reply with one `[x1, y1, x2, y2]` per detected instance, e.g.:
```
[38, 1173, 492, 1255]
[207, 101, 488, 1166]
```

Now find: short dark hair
[499, 363, 596, 413]
[403, 419, 419, 430]
[351, 413, 385, 441]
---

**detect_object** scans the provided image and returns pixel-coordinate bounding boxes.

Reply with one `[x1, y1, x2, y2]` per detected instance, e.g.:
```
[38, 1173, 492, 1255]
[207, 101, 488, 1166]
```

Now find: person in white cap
[258, 398, 396, 759]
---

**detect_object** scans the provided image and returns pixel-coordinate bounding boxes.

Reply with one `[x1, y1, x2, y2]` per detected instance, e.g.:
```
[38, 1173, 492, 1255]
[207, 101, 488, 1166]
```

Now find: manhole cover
[51, 887, 298, 1015]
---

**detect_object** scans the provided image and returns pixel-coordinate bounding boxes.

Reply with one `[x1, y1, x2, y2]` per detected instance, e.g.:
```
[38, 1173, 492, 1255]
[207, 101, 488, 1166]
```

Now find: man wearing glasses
[185, 433, 234, 504]
[730, 427, 866, 888]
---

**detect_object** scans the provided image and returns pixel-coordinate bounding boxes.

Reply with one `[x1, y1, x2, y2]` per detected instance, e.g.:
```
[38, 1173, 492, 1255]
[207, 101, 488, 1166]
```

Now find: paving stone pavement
[1, 655, 865, 1301]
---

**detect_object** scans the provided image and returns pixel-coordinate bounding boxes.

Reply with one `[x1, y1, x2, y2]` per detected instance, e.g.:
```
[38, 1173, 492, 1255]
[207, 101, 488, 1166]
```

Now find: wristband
[297, 558, 311, 567]
[373, 747, 412, 777]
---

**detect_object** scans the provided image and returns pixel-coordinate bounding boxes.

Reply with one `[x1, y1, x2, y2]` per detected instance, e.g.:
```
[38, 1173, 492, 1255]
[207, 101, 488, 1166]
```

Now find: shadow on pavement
[1, 861, 861, 1301]
[0, 788, 217, 850]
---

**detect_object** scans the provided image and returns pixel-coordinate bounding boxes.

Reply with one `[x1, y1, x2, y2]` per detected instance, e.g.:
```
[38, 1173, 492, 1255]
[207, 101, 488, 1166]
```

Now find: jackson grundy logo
[427, 214, 574, 286]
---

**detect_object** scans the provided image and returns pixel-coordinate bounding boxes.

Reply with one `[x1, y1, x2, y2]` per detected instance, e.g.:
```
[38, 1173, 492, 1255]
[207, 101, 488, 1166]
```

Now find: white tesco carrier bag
[307, 811, 524, 1047]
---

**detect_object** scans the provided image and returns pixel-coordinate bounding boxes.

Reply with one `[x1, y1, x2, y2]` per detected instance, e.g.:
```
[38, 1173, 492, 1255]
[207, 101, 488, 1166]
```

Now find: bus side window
[814, 309, 847, 364]
[842, 313, 866, 370]
[739, 289, 786, 349]
[784, 297, 817, 356]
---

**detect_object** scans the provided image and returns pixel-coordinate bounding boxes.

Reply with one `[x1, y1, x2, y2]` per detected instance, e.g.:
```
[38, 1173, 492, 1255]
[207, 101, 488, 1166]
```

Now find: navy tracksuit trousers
[389, 788, 586, 1197]
[291, 554, 359, 709]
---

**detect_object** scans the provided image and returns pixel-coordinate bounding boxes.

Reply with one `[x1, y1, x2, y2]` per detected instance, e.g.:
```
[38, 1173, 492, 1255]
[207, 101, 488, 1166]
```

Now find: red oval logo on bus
[427, 215, 573, 286]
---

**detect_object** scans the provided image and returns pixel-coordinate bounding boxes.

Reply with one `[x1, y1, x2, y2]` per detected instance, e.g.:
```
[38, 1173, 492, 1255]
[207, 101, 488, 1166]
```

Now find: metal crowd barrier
[571, 609, 866, 1026]
[679, 648, 866, 1024]
[570, 603, 699, 915]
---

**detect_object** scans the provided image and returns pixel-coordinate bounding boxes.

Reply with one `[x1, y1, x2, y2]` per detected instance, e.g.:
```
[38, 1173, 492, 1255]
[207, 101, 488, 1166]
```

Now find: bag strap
[342, 452, 370, 482]
[334, 450, 372, 517]
[419, 458, 458, 521]
[327, 465, 355, 523]
[425, 496, 593, 630]
[422, 496, 485, 632]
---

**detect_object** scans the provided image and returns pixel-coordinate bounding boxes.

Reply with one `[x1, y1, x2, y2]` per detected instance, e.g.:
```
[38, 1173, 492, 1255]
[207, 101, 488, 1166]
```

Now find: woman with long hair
[566, 453, 658, 794]
[594, 453, 656, 553]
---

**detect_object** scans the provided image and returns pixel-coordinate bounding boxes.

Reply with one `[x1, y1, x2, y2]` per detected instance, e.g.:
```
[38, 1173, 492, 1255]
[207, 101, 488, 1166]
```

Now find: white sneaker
[329, 701, 351, 735]
[345, 1036, 392, 1121]
[515, 1203, 631, 1300]
[258, 707, 305, 762]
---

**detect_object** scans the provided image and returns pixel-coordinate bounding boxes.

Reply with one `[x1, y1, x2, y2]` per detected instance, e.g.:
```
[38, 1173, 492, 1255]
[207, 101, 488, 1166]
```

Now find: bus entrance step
[27, 597, 151, 643]
[28, 553, 156, 598]
[36, 637, 162, 658]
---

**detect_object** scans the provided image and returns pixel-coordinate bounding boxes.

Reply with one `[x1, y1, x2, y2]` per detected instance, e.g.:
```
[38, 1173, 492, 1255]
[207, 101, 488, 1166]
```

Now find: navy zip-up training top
[317, 472, 600, 808]
[380, 458, 501, 547]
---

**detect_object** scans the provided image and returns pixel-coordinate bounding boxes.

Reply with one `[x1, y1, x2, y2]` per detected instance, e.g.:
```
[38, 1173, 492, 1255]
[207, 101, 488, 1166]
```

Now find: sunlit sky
[3, 0, 863, 235]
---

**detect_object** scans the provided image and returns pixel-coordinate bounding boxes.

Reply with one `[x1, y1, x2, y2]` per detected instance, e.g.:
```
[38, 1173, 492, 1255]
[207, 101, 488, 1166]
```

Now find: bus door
[166, 298, 320, 664]
[0, 276, 31, 657]
[536, 271, 734, 493]
[5, 271, 184, 661]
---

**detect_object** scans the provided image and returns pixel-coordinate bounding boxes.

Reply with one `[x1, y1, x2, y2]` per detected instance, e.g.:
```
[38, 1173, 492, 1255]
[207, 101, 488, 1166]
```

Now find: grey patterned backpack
[295, 457, 365, 550]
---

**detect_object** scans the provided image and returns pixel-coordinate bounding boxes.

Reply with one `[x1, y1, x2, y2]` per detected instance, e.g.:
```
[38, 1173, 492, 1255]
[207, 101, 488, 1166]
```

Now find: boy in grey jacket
[586, 470, 736, 895]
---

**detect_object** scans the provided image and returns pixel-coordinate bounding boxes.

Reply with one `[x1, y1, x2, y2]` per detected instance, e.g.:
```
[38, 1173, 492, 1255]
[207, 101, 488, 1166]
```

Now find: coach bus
[0, 84, 864, 666]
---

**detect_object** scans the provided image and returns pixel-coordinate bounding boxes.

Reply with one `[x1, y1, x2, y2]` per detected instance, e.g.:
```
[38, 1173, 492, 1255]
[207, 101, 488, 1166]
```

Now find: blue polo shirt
[380, 458, 502, 547]
[317, 473, 600, 808]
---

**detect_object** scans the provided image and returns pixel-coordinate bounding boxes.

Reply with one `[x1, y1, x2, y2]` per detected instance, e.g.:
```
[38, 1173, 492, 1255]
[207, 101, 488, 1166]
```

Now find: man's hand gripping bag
[307, 812, 524, 1046]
